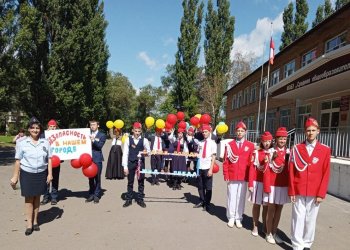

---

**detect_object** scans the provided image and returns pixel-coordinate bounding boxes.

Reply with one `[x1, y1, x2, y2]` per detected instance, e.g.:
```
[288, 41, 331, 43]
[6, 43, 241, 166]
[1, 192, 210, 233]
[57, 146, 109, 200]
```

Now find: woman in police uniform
[10, 117, 53, 236]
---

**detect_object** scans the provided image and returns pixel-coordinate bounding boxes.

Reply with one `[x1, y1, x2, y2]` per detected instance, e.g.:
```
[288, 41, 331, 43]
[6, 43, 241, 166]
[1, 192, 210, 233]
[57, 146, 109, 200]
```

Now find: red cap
[235, 121, 247, 130]
[155, 127, 163, 133]
[177, 128, 185, 133]
[48, 119, 57, 126]
[201, 124, 212, 132]
[187, 127, 194, 133]
[261, 131, 273, 141]
[133, 122, 142, 129]
[165, 127, 171, 133]
[275, 127, 287, 137]
[304, 117, 319, 129]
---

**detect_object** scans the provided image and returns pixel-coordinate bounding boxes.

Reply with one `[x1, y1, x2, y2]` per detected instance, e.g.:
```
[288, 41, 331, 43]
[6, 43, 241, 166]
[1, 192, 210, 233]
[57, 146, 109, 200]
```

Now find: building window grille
[270, 69, 280, 86]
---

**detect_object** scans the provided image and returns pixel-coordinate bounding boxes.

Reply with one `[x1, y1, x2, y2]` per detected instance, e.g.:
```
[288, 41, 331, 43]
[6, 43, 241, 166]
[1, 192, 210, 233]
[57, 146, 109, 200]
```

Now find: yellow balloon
[217, 124, 226, 134]
[145, 116, 155, 128]
[195, 114, 201, 119]
[155, 119, 165, 129]
[106, 121, 114, 129]
[121, 134, 128, 144]
[114, 119, 124, 129]
[222, 124, 229, 133]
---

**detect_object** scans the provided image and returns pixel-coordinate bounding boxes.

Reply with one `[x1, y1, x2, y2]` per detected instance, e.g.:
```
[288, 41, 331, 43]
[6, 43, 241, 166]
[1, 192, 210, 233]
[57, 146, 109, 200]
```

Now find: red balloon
[178, 121, 187, 129]
[80, 153, 92, 168]
[166, 113, 177, 125]
[200, 114, 211, 125]
[51, 155, 61, 168]
[165, 121, 173, 130]
[82, 162, 98, 178]
[190, 116, 200, 126]
[212, 163, 220, 174]
[176, 111, 185, 121]
[70, 159, 82, 169]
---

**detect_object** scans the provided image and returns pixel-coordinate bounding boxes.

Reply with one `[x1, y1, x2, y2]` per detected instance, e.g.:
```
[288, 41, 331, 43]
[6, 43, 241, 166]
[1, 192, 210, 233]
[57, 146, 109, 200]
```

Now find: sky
[103, 0, 334, 90]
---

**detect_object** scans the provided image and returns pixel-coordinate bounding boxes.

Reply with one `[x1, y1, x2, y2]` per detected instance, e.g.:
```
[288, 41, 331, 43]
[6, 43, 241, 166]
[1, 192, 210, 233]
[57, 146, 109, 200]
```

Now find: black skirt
[20, 168, 47, 197]
[105, 145, 124, 179]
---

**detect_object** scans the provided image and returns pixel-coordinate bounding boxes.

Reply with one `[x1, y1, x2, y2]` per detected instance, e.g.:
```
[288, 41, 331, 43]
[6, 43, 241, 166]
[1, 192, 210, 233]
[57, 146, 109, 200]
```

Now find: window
[266, 111, 276, 133]
[248, 116, 255, 130]
[325, 32, 347, 53]
[320, 99, 340, 129]
[261, 77, 268, 98]
[231, 94, 236, 110]
[284, 60, 295, 78]
[302, 49, 317, 67]
[250, 83, 257, 103]
[270, 69, 280, 86]
[243, 87, 249, 106]
[230, 122, 235, 135]
[280, 108, 291, 129]
[237, 91, 243, 108]
[296, 104, 312, 128]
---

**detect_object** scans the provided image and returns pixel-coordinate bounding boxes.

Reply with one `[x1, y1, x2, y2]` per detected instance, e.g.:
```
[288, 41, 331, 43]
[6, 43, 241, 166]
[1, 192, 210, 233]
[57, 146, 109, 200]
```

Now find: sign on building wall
[45, 128, 92, 160]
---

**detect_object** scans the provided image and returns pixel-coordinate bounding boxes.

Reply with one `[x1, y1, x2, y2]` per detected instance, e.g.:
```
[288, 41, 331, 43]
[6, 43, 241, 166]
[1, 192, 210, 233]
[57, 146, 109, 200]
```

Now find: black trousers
[197, 169, 213, 205]
[150, 155, 163, 182]
[126, 160, 145, 201]
[88, 161, 103, 197]
[44, 165, 60, 200]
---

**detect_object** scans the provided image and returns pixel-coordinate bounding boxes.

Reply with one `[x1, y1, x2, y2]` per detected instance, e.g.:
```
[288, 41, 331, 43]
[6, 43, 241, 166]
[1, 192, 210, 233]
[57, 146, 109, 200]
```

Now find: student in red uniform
[263, 127, 290, 244]
[248, 131, 272, 237]
[289, 118, 331, 250]
[223, 121, 255, 228]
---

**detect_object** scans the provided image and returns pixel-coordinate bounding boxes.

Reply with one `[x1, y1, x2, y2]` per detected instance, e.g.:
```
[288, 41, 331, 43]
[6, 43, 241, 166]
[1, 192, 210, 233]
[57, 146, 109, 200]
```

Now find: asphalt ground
[1, 140, 349, 250]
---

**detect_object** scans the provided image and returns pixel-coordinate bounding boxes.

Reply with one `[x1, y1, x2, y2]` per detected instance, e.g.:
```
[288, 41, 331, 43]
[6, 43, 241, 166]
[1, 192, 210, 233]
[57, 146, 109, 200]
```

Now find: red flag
[269, 37, 275, 65]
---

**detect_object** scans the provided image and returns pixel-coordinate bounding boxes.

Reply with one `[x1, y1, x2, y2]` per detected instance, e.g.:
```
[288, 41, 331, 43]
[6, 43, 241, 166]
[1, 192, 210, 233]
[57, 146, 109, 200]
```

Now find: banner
[45, 128, 92, 160]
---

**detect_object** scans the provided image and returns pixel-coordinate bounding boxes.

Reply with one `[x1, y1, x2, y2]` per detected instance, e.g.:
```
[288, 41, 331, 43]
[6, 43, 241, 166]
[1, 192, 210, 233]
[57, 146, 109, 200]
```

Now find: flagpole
[263, 22, 273, 132]
[256, 57, 264, 138]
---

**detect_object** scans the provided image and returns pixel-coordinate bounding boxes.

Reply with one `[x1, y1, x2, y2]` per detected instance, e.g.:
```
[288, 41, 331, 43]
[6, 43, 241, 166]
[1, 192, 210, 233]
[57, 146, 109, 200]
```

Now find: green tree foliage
[203, 0, 234, 124]
[173, 0, 204, 116]
[280, 2, 294, 50]
[105, 72, 136, 128]
[312, 5, 324, 28]
[335, 0, 350, 10]
[324, 0, 334, 17]
[293, 0, 309, 41]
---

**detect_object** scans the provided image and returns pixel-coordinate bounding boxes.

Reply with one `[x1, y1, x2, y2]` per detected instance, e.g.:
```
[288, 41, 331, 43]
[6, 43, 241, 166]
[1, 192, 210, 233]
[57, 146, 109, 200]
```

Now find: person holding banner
[122, 122, 150, 208]
[223, 121, 255, 229]
[193, 124, 217, 212]
[85, 119, 106, 204]
[41, 119, 60, 205]
[10, 117, 53, 235]
[289, 118, 330, 250]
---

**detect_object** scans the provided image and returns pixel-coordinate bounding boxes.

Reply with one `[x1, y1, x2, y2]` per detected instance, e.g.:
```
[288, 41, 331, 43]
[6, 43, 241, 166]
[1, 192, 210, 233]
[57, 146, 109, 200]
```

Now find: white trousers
[226, 181, 247, 221]
[291, 196, 320, 250]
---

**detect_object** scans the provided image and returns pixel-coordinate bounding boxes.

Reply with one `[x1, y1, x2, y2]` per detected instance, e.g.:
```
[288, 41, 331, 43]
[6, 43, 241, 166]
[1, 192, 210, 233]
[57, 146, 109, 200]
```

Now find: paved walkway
[1, 141, 349, 250]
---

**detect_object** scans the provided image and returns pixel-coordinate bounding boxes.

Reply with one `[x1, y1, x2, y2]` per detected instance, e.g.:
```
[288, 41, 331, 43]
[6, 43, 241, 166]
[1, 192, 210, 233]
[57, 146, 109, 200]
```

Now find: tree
[280, 2, 294, 50]
[324, 0, 334, 17]
[335, 0, 350, 10]
[228, 52, 256, 88]
[293, 0, 309, 41]
[173, 0, 204, 116]
[203, 0, 234, 124]
[312, 5, 324, 28]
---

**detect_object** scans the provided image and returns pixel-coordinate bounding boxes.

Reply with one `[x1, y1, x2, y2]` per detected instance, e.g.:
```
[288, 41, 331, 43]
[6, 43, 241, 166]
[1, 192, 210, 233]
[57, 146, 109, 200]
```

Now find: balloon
[212, 163, 220, 174]
[217, 124, 226, 134]
[155, 119, 165, 129]
[178, 121, 187, 129]
[82, 162, 98, 178]
[106, 121, 114, 129]
[222, 124, 229, 133]
[145, 116, 155, 128]
[166, 114, 177, 125]
[70, 159, 82, 169]
[121, 134, 128, 144]
[51, 155, 61, 168]
[176, 111, 185, 121]
[195, 114, 201, 119]
[79, 153, 92, 168]
[113, 119, 124, 129]
[218, 121, 225, 125]
[190, 116, 200, 126]
[200, 114, 211, 124]
[165, 121, 173, 130]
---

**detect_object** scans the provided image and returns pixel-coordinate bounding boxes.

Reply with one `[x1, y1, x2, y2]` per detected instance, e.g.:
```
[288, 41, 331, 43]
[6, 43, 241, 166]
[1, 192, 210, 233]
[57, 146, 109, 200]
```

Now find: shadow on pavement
[38, 207, 64, 226]
[58, 188, 107, 200]
[0, 146, 15, 166]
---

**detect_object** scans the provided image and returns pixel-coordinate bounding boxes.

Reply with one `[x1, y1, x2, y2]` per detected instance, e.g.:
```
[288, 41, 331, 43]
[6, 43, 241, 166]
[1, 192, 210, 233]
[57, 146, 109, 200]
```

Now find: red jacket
[288, 141, 331, 199]
[223, 139, 255, 181]
[249, 149, 269, 188]
[264, 147, 289, 193]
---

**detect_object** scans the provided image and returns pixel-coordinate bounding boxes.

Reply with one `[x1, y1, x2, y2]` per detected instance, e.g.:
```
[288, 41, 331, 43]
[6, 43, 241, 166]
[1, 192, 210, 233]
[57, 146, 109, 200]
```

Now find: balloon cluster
[70, 153, 98, 178]
[106, 119, 124, 129]
[146, 111, 186, 131]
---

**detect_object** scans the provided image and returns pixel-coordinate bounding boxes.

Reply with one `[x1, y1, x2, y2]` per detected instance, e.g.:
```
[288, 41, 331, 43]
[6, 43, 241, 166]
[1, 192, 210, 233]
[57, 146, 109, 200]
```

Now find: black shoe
[51, 199, 57, 205]
[137, 200, 146, 208]
[123, 200, 132, 207]
[25, 228, 33, 236]
[155, 181, 160, 186]
[40, 198, 50, 205]
[193, 202, 204, 208]
[93, 196, 100, 204]
[33, 224, 40, 231]
[85, 195, 94, 203]
[205, 204, 212, 212]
